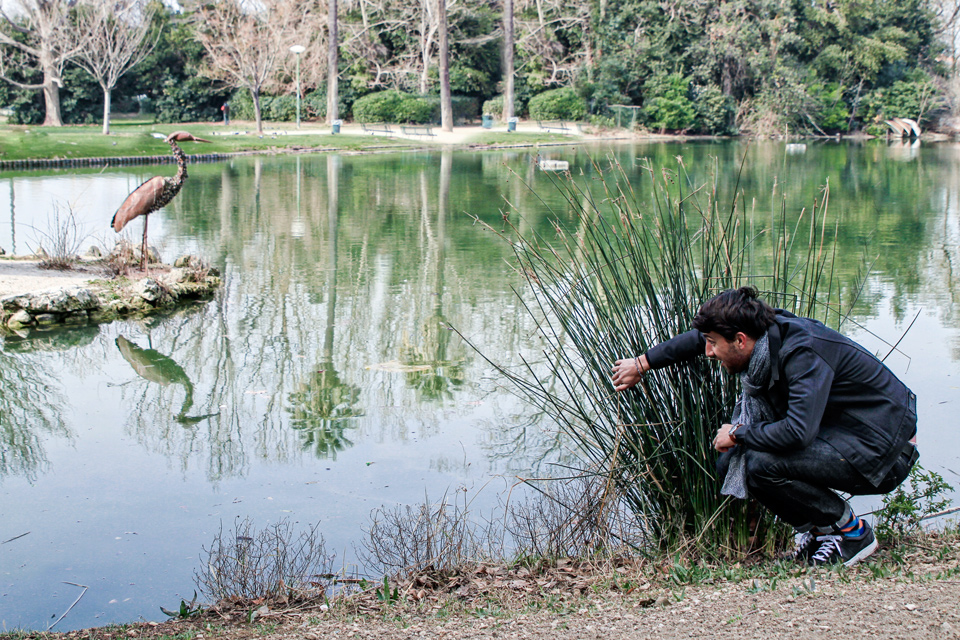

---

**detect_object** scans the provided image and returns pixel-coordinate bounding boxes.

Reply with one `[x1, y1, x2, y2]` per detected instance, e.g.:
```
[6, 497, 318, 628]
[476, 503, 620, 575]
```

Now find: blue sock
[838, 512, 865, 537]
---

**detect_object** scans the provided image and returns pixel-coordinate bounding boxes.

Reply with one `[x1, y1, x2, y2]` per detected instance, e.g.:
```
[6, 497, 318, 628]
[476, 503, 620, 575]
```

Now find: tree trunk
[39, 41, 63, 126]
[722, 57, 733, 97]
[503, 0, 514, 120]
[102, 86, 112, 135]
[420, 27, 435, 94]
[438, 0, 452, 131]
[252, 88, 263, 134]
[327, 0, 339, 124]
[41, 77, 63, 127]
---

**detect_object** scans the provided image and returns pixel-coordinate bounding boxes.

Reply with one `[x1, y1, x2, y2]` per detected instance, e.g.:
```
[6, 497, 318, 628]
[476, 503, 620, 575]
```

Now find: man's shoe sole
[843, 536, 878, 567]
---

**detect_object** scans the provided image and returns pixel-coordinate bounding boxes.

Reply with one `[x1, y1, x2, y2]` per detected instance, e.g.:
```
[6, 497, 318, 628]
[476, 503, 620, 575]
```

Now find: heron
[111, 131, 211, 269]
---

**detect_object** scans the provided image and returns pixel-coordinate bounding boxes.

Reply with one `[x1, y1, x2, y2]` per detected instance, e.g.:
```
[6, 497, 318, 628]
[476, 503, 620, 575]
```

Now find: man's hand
[612, 355, 649, 392]
[713, 423, 739, 452]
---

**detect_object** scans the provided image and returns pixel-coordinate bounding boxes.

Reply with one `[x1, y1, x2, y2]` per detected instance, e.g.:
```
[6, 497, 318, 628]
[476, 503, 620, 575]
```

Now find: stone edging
[0, 153, 233, 171]
[1, 258, 221, 336]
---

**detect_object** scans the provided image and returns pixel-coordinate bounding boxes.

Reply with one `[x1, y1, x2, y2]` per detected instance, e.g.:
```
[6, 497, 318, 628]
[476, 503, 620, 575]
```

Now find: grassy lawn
[0, 119, 582, 161]
[0, 121, 415, 161]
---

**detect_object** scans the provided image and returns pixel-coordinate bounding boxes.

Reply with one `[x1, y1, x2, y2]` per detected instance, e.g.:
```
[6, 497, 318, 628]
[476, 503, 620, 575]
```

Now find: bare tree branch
[190, 0, 321, 134]
[70, 0, 158, 134]
[0, 0, 90, 126]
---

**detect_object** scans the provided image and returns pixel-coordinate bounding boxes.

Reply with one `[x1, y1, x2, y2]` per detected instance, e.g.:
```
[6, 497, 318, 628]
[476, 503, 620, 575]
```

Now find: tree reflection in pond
[398, 153, 466, 401]
[288, 365, 361, 459]
[0, 347, 70, 481]
[287, 155, 362, 460]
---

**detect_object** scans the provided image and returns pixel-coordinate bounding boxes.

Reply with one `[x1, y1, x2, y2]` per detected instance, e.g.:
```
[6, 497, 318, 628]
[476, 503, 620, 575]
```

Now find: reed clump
[470, 156, 846, 560]
[32, 202, 91, 270]
[195, 517, 333, 603]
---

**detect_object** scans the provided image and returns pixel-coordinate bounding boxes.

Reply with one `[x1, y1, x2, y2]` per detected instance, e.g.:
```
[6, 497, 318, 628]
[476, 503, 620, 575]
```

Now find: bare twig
[880, 308, 922, 364]
[1, 531, 30, 544]
[47, 582, 88, 630]
[919, 505, 960, 522]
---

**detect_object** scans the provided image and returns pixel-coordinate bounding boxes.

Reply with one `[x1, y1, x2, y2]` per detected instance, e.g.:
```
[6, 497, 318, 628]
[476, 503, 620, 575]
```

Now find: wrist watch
[728, 423, 743, 443]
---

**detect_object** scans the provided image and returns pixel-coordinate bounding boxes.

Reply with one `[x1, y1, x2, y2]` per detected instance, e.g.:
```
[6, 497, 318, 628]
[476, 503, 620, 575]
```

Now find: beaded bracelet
[634, 356, 642, 375]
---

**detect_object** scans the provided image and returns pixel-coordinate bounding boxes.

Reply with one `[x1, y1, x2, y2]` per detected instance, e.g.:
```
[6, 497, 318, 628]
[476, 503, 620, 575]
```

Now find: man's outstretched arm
[611, 329, 705, 391]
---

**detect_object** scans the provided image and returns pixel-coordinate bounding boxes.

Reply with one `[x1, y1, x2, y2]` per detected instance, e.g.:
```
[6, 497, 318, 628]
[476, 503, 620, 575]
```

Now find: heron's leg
[141, 215, 149, 271]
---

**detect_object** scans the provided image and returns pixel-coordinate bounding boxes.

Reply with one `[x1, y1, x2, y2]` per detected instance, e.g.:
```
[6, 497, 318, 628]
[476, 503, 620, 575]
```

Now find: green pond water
[1, 140, 958, 630]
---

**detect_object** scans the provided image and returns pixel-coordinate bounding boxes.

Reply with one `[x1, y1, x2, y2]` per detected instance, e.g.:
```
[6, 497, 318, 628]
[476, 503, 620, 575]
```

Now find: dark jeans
[717, 438, 919, 531]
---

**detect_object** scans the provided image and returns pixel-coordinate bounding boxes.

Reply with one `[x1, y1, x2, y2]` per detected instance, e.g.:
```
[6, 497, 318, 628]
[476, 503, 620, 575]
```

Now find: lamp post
[289, 45, 306, 129]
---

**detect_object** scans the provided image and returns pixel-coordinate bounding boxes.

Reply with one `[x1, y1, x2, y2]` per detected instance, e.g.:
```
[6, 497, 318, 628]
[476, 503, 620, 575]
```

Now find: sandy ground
[0, 259, 102, 298]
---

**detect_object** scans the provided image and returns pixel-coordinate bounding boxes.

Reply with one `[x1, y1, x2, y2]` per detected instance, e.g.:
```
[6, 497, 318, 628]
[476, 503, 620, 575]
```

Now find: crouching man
[611, 286, 918, 566]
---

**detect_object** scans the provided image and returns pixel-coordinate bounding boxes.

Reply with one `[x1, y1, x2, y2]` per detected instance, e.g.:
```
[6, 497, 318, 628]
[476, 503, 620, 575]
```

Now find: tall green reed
[471, 156, 844, 559]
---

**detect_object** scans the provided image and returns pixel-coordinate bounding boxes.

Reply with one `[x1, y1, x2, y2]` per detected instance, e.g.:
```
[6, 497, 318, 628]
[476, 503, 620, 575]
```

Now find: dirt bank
[10, 531, 958, 640]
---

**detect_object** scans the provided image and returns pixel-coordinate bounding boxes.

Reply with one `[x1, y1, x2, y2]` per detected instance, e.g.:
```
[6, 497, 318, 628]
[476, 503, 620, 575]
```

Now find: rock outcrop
[1, 256, 221, 335]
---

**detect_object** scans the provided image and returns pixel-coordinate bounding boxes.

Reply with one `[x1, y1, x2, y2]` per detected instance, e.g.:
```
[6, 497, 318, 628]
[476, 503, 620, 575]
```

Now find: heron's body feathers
[111, 132, 205, 269]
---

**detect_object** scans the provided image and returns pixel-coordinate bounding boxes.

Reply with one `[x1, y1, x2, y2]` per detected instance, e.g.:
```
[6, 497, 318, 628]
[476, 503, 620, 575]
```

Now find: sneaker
[809, 521, 878, 567]
[781, 531, 819, 563]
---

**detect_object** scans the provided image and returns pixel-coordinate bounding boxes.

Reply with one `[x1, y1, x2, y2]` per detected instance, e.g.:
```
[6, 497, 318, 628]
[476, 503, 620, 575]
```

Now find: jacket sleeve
[737, 346, 834, 452]
[645, 329, 705, 369]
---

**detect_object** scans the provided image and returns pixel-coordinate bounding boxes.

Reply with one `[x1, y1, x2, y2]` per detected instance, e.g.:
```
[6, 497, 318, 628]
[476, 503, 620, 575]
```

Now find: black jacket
[645, 310, 917, 486]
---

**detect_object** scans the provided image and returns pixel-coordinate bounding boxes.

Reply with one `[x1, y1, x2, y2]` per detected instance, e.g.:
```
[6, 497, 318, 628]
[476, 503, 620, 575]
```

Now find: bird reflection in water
[115, 335, 219, 425]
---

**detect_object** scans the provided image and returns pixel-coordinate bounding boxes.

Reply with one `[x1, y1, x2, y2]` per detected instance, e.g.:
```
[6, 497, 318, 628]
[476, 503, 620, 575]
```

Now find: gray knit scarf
[721, 332, 775, 499]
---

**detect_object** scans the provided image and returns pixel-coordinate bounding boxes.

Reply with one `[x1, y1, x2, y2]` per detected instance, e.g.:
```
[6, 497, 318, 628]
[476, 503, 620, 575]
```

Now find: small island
[0, 249, 221, 336]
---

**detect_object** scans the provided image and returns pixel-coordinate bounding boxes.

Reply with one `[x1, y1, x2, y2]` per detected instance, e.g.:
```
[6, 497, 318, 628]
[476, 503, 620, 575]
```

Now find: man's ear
[735, 332, 750, 348]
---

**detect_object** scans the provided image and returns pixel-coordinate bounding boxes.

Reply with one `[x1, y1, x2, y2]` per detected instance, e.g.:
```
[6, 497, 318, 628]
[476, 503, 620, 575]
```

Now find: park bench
[401, 124, 436, 137]
[537, 120, 570, 133]
[361, 123, 394, 135]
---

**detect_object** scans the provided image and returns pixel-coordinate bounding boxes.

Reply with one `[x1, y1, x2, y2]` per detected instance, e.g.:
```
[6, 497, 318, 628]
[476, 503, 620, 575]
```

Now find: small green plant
[375, 575, 400, 603]
[867, 563, 894, 579]
[160, 591, 203, 618]
[668, 557, 711, 586]
[875, 464, 955, 540]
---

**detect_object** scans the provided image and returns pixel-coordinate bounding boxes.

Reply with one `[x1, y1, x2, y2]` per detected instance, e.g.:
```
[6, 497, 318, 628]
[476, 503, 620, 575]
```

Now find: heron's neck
[169, 140, 188, 184]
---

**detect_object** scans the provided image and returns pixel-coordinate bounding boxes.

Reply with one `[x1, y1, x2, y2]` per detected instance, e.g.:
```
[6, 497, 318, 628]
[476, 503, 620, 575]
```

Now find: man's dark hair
[692, 286, 776, 340]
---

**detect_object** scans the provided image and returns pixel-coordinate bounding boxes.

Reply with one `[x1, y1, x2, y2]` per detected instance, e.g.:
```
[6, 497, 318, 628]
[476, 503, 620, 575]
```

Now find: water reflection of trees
[124, 149, 569, 481]
[0, 346, 72, 481]
[287, 156, 362, 459]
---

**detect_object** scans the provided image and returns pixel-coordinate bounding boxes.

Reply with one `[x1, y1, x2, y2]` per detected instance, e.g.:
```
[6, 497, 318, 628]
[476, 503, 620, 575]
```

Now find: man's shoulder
[774, 312, 860, 353]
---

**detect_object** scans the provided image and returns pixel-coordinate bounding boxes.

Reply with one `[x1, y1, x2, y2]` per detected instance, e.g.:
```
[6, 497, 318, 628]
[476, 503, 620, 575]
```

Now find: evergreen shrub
[303, 89, 327, 120]
[809, 82, 849, 133]
[352, 90, 405, 123]
[451, 96, 480, 122]
[861, 71, 943, 134]
[527, 87, 587, 121]
[229, 90, 256, 121]
[351, 90, 475, 124]
[264, 95, 297, 121]
[151, 75, 228, 123]
[482, 95, 503, 119]
[450, 65, 494, 97]
[394, 94, 435, 123]
[643, 73, 695, 132]
[693, 84, 736, 135]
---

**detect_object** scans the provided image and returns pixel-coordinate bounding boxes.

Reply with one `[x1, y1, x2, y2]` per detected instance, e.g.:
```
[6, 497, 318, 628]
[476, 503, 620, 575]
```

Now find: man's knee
[742, 450, 784, 489]
[717, 449, 781, 488]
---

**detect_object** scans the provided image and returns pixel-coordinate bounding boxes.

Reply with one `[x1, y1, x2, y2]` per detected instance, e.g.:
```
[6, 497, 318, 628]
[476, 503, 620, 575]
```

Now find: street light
[289, 44, 306, 129]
